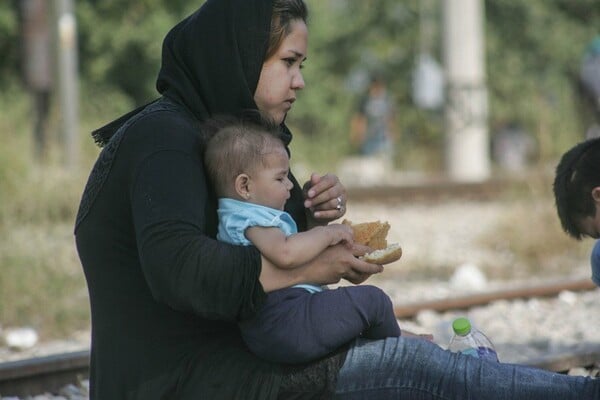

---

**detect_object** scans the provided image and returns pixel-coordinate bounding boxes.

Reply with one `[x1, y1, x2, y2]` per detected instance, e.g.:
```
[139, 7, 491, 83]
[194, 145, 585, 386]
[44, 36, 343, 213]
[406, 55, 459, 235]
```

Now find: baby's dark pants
[239, 285, 400, 364]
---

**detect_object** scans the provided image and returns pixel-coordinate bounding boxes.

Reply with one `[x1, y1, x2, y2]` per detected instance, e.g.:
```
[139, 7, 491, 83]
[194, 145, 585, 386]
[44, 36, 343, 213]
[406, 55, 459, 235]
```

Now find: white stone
[450, 263, 487, 290]
[4, 327, 39, 350]
[558, 290, 578, 305]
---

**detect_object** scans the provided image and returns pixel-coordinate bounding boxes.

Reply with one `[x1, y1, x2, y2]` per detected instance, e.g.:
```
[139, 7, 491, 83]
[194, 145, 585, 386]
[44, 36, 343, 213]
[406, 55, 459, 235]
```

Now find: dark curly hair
[554, 137, 600, 239]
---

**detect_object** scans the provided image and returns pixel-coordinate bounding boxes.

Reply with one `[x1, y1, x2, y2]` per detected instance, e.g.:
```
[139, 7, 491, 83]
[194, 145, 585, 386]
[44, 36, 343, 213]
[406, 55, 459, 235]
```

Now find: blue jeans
[334, 337, 599, 399]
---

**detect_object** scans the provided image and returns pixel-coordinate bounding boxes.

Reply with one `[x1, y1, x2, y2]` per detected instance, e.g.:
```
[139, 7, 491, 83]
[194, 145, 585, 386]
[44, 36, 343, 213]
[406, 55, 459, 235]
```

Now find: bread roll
[362, 243, 402, 265]
[342, 219, 389, 248]
[342, 219, 402, 265]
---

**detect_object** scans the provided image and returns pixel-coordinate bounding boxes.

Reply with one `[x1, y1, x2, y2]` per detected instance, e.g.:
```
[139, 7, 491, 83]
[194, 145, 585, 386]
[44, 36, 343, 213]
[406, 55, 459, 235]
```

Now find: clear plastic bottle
[448, 317, 499, 362]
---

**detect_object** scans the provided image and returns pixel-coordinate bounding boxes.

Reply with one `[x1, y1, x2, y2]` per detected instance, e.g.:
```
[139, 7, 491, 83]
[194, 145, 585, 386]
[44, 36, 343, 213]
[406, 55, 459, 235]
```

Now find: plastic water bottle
[448, 317, 499, 362]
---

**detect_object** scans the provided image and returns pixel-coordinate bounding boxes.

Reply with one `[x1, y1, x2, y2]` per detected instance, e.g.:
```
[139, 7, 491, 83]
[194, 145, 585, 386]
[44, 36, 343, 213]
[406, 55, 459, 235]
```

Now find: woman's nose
[292, 72, 305, 90]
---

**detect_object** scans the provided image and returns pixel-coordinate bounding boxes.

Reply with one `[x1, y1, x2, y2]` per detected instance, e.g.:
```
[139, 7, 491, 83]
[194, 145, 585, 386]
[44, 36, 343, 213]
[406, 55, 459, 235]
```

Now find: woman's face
[254, 20, 307, 124]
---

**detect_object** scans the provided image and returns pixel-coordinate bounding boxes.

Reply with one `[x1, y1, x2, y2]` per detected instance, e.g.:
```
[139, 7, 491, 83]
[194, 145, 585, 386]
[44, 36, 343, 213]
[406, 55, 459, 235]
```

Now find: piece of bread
[342, 219, 390, 249]
[342, 219, 402, 265]
[362, 243, 403, 265]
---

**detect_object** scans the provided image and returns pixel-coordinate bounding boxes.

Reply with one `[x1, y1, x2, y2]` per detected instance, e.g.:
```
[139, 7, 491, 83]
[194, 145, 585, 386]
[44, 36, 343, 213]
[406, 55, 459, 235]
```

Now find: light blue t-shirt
[590, 240, 600, 286]
[217, 198, 322, 293]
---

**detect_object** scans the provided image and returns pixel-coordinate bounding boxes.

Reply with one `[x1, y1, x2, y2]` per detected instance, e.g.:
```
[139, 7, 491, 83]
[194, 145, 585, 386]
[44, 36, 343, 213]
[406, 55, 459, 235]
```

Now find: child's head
[204, 116, 294, 210]
[554, 137, 600, 239]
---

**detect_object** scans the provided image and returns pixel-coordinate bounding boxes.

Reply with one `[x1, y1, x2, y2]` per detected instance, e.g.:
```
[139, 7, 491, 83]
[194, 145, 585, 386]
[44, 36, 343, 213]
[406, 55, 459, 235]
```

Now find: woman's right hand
[259, 243, 383, 292]
[301, 242, 383, 286]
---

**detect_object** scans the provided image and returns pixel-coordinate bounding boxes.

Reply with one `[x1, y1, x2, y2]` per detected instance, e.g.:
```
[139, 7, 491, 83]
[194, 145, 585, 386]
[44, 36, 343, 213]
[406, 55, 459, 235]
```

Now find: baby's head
[204, 116, 293, 210]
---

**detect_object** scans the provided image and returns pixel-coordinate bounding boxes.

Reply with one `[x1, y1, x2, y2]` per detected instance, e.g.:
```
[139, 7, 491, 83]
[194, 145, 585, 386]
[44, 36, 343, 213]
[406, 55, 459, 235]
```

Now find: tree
[1, 0, 599, 168]
[76, 0, 200, 105]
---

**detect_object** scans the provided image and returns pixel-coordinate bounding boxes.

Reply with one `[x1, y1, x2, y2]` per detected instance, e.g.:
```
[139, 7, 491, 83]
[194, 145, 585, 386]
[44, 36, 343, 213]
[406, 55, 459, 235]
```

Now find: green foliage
[289, 0, 426, 170]
[0, 2, 19, 88]
[293, 0, 600, 169]
[485, 0, 600, 159]
[0, 85, 29, 208]
[3, 0, 597, 166]
[76, 0, 202, 105]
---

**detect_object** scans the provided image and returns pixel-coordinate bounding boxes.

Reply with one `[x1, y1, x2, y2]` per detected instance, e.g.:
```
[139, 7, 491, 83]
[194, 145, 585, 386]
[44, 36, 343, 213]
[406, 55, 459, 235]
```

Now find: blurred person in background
[491, 122, 537, 173]
[349, 73, 398, 160]
[14, 0, 53, 160]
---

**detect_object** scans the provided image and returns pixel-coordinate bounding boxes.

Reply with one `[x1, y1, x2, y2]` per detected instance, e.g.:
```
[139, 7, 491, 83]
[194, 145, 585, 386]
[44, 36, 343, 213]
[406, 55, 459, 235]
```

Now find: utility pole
[412, 0, 444, 111]
[56, 0, 79, 169]
[16, 0, 53, 161]
[442, 0, 490, 182]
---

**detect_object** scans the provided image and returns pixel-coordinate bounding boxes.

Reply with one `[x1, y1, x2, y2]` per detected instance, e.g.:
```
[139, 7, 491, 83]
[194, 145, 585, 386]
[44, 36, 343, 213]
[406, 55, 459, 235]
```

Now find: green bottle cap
[452, 317, 472, 335]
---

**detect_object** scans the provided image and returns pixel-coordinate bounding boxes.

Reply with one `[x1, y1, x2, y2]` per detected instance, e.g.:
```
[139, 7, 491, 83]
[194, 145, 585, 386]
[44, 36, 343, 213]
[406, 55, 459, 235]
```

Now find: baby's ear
[234, 174, 251, 200]
[592, 187, 600, 203]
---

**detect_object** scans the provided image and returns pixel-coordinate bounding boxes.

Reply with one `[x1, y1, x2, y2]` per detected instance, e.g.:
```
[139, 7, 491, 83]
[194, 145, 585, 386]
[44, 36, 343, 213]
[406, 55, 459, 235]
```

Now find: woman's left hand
[302, 172, 347, 225]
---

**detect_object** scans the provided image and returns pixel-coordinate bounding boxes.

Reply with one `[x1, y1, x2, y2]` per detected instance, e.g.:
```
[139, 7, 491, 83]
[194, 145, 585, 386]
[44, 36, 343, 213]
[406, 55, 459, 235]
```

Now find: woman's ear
[234, 174, 251, 200]
[592, 187, 600, 203]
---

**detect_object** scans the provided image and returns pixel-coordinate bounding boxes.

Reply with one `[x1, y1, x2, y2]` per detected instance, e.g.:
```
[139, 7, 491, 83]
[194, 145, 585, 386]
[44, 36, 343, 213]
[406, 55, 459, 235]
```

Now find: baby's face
[248, 145, 293, 210]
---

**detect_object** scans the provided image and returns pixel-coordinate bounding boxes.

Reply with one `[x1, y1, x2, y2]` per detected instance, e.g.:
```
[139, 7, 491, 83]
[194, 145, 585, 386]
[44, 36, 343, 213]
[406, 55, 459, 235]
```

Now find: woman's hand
[302, 172, 347, 226]
[300, 242, 382, 285]
[259, 242, 382, 292]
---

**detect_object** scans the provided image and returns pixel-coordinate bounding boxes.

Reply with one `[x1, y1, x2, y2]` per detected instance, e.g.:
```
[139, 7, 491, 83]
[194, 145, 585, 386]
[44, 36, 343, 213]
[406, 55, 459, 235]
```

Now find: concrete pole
[55, 0, 79, 169]
[18, 0, 54, 161]
[442, 0, 490, 182]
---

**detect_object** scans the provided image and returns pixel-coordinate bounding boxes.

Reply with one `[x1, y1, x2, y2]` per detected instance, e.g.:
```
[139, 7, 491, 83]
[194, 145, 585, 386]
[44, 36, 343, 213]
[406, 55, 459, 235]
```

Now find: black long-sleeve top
[76, 97, 279, 398]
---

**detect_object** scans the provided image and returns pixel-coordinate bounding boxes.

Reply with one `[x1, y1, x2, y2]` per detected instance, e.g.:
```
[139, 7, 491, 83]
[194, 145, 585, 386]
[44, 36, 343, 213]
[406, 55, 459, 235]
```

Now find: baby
[203, 115, 405, 364]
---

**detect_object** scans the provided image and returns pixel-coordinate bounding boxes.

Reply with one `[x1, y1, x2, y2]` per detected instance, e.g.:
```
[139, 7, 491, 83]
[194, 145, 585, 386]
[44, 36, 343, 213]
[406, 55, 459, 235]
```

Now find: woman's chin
[275, 113, 286, 125]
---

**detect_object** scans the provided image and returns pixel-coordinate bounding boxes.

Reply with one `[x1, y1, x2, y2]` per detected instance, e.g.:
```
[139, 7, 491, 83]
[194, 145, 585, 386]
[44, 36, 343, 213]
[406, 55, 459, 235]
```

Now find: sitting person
[554, 136, 600, 286]
[75, 0, 600, 397]
[203, 115, 417, 364]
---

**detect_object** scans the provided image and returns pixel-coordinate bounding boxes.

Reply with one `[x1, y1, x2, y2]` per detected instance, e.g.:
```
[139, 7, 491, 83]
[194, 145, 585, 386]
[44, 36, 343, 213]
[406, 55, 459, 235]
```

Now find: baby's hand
[326, 223, 354, 247]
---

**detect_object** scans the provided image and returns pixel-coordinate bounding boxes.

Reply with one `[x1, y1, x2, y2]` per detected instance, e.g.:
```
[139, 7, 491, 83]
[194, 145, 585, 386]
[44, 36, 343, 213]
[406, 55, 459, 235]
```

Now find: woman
[75, 0, 599, 399]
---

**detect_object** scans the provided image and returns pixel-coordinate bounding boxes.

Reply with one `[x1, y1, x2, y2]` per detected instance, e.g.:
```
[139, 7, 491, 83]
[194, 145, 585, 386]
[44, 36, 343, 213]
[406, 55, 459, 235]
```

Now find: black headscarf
[92, 0, 280, 146]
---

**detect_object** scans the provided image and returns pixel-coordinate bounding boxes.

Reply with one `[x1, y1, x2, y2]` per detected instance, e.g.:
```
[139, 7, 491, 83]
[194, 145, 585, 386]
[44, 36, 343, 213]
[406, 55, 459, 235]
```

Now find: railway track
[393, 277, 597, 319]
[0, 277, 597, 398]
[0, 350, 89, 397]
[345, 174, 536, 203]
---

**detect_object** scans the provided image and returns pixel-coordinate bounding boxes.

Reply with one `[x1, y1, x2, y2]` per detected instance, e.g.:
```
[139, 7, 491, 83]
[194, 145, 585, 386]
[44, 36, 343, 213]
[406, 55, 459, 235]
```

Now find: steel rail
[0, 350, 89, 397]
[346, 175, 534, 203]
[394, 278, 597, 319]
